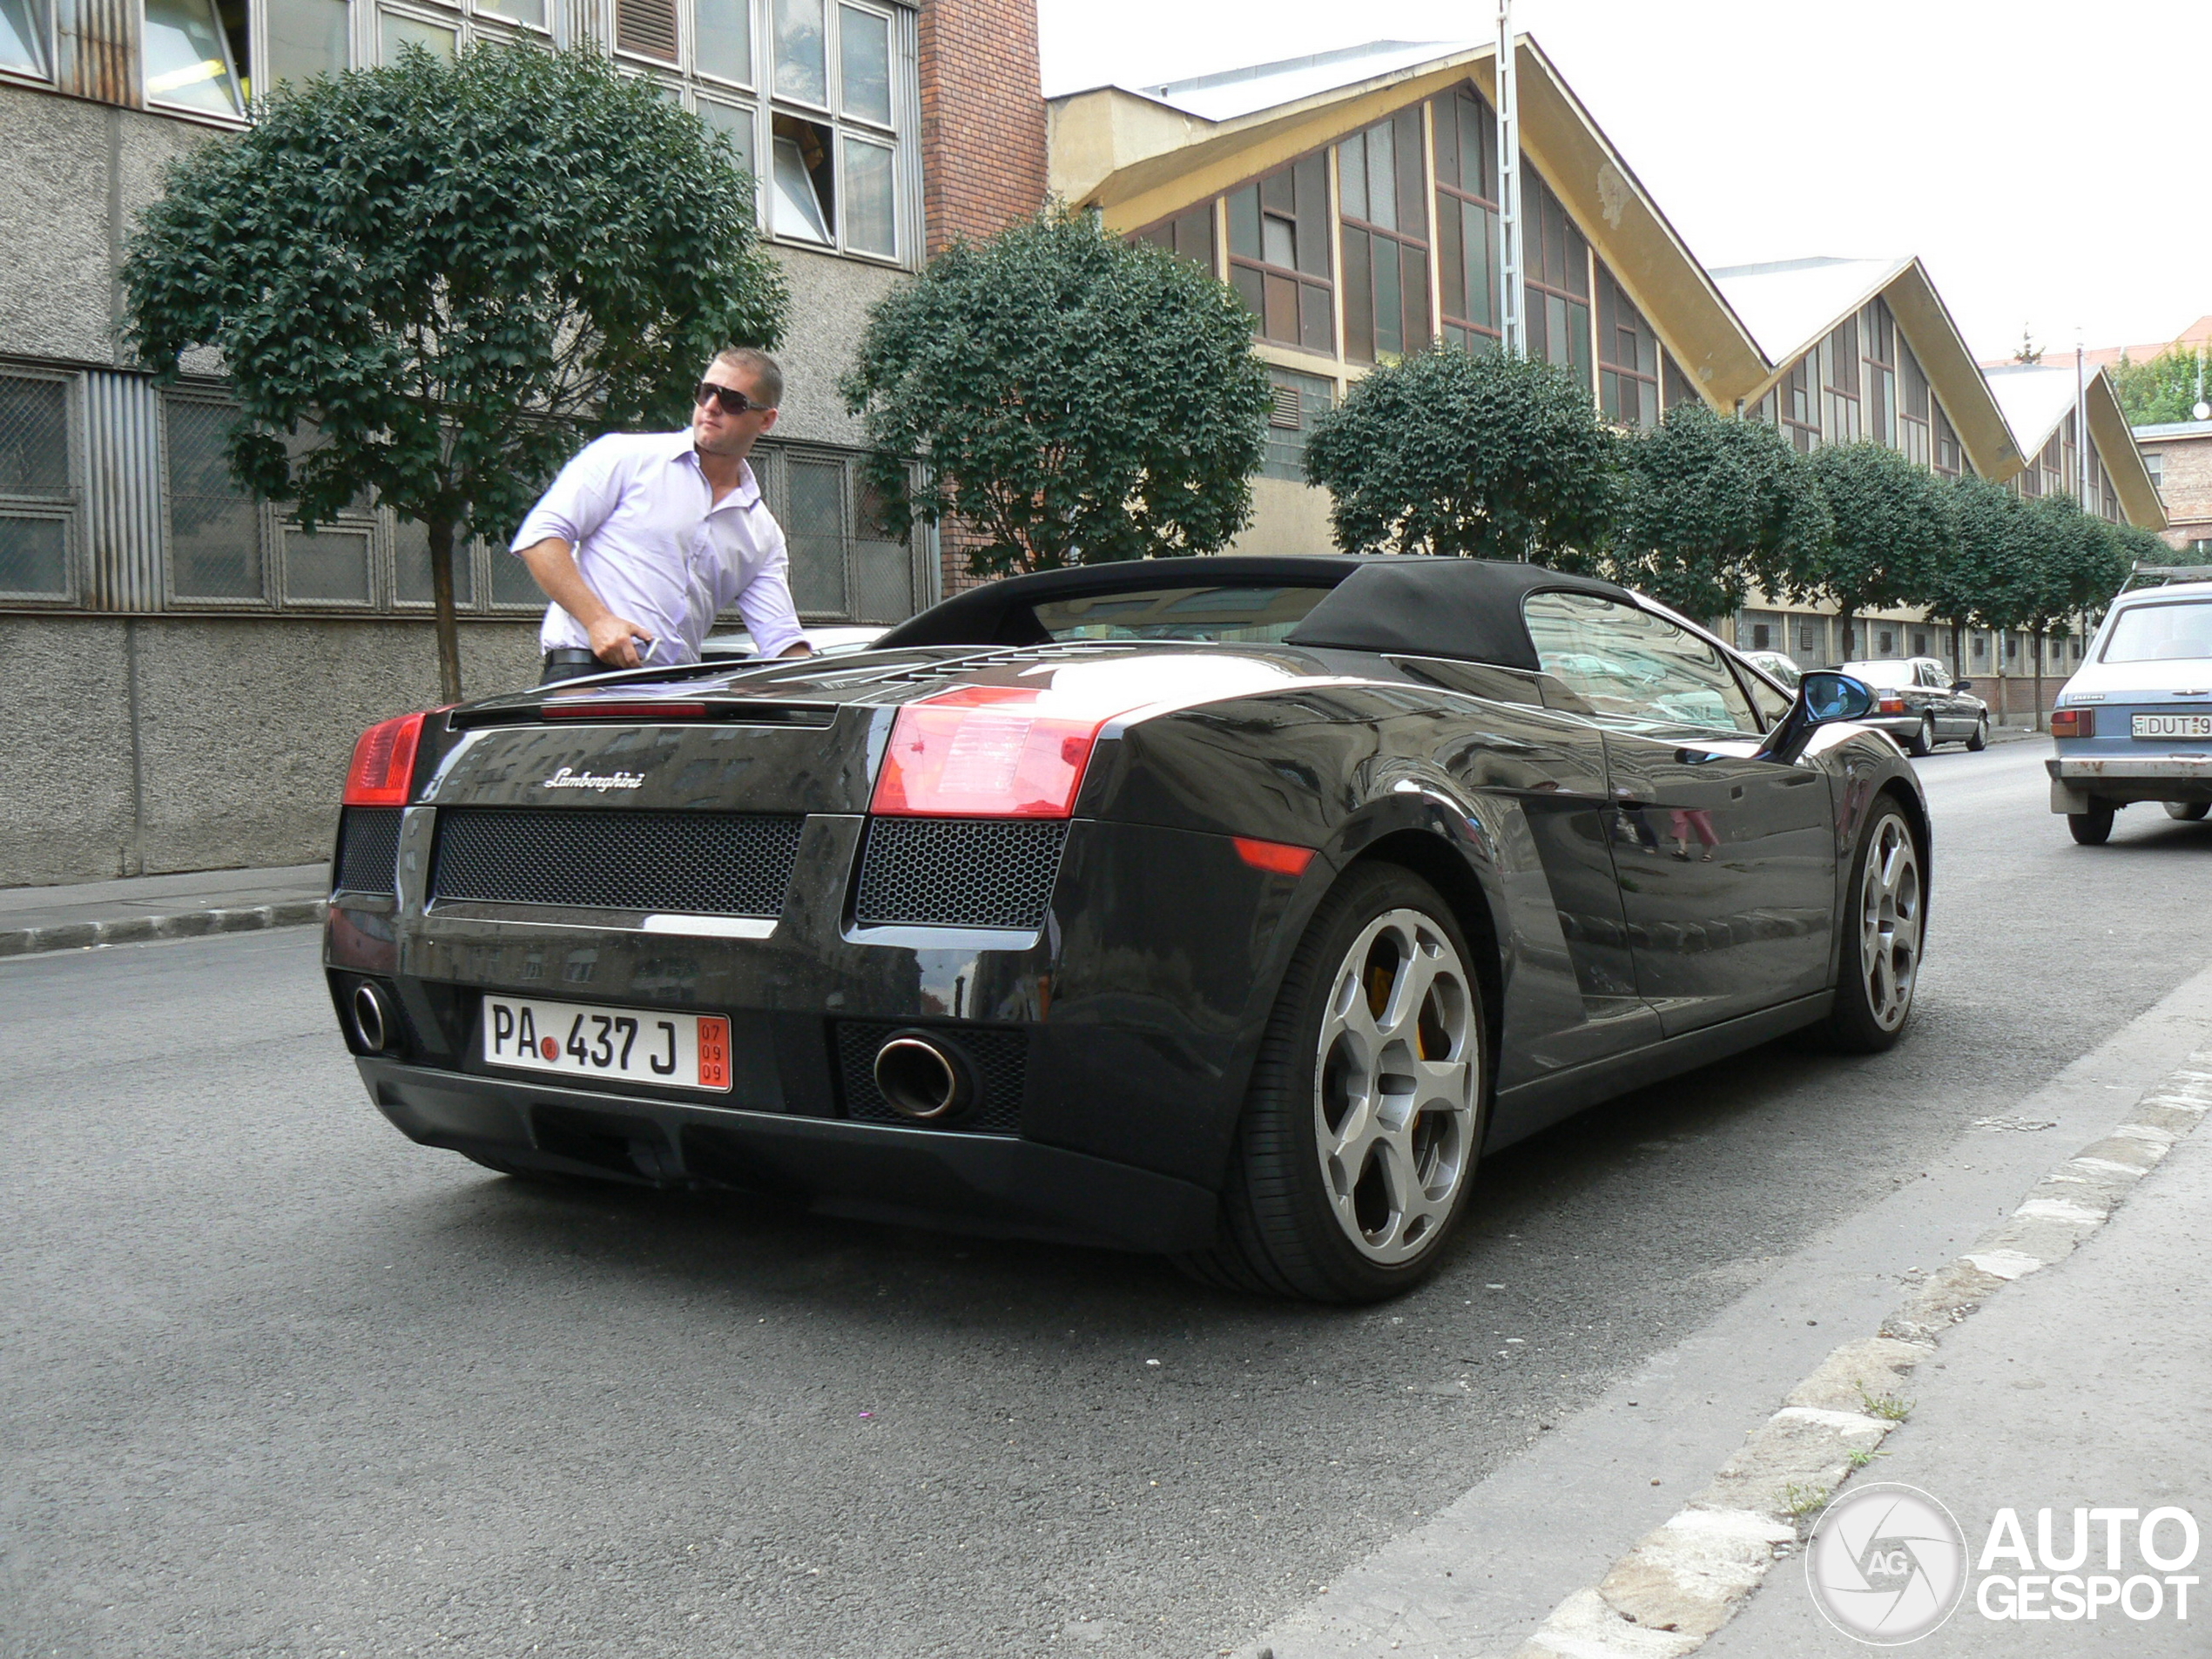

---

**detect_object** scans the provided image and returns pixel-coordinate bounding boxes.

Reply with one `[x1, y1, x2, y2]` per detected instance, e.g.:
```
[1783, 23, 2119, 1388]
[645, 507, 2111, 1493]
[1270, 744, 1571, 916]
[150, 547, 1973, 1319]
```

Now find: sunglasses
[695, 381, 772, 416]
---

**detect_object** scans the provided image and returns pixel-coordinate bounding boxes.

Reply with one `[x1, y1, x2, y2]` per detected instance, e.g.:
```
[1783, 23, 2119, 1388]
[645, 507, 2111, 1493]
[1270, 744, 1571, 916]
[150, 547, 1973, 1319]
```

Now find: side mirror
[1756, 672, 1875, 764]
[1953, 679, 1973, 692]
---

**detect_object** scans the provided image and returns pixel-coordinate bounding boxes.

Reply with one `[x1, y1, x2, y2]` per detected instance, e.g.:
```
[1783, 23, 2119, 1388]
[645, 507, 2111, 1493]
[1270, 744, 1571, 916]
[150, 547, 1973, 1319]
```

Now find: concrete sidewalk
[1704, 1064, 2212, 1656]
[0, 864, 328, 957]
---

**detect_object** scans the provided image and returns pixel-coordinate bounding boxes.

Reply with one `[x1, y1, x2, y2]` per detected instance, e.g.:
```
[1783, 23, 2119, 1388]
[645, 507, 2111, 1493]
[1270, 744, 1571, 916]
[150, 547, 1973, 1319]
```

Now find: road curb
[0, 899, 327, 960]
[1503, 1049, 2212, 1659]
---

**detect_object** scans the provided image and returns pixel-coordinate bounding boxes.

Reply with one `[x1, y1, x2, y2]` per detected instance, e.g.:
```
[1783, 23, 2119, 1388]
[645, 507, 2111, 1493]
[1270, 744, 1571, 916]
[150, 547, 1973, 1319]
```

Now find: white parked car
[2047, 580, 2212, 843]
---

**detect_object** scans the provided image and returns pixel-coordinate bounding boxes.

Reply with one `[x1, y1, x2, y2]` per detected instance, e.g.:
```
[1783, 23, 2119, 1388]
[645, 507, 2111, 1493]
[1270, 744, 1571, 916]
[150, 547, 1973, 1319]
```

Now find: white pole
[1494, 1, 1526, 358]
[2075, 340, 2087, 506]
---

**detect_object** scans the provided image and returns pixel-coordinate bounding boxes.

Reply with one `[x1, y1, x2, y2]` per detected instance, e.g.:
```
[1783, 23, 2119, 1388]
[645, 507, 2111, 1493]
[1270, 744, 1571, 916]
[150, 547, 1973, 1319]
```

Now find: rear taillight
[344, 711, 429, 806]
[1876, 694, 1907, 716]
[871, 685, 1115, 818]
[2050, 708, 2095, 738]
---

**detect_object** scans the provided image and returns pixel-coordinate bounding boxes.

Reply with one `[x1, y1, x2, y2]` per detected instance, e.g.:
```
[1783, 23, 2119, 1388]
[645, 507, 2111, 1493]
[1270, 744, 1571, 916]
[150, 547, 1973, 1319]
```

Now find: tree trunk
[2032, 626, 2046, 732]
[1949, 619, 1962, 682]
[428, 515, 464, 705]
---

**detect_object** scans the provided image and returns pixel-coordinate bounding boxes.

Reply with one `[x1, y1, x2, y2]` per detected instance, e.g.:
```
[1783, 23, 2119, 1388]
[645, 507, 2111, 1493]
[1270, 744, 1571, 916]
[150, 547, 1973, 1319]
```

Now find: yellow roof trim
[2086, 371, 2167, 530]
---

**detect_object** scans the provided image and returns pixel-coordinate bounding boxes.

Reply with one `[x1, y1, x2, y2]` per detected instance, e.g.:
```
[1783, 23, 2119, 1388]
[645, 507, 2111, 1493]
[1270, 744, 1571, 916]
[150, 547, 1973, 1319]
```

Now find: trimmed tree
[123, 44, 786, 702]
[2023, 496, 2134, 723]
[1796, 442, 1950, 658]
[1302, 347, 1617, 563]
[1927, 475, 2043, 721]
[1607, 403, 1831, 627]
[841, 207, 1270, 576]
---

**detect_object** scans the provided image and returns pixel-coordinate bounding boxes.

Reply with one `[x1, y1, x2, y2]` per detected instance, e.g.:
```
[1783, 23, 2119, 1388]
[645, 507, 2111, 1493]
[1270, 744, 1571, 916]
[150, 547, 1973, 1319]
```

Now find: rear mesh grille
[853, 819, 1067, 931]
[334, 807, 401, 895]
[431, 808, 804, 917]
[833, 1022, 1027, 1134]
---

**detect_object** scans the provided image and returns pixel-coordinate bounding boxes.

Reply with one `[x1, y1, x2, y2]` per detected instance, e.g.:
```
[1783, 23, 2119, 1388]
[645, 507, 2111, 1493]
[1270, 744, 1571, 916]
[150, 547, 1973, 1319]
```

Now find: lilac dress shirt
[511, 429, 806, 664]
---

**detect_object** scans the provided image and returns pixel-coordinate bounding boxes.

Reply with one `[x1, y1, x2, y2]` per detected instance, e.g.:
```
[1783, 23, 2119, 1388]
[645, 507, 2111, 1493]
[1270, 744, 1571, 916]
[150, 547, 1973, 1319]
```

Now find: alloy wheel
[1312, 908, 1480, 1264]
[1858, 815, 1923, 1030]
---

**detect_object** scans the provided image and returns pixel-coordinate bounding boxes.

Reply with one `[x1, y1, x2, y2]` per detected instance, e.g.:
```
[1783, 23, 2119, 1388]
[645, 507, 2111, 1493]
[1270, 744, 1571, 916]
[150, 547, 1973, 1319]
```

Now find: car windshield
[1029, 584, 1332, 644]
[1839, 660, 1915, 689]
[2102, 599, 2212, 664]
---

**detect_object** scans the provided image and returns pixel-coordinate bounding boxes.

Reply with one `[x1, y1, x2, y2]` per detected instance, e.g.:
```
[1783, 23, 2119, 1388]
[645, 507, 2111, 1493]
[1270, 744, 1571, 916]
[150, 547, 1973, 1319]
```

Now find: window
[284, 526, 373, 604]
[144, 0, 246, 116]
[2146, 450, 2165, 489]
[1820, 316, 1859, 443]
[608, 0, 907, 260]
[1912, 631, 1929, 658]
[1595, 267, 1660, 430]
[1932, 400, 1963, 478]
[1259, 369, 1334, 483]
[1338, 109, 1428, 364]
[1897, 335, 1931, 465]
[164, 396, 264, 601]
[1861, 298, 1896, 448]
[0, 371, 73, 597]
[1662, 350, 1702, 411]
[2, 0, 51, 77]
[265, 0, 350, 87]
[1433, 88, 1500, 354]
[1523, 590, 1759, 733]
[2101, 600, 2212, 664]
[1135, 205, 1217, 271]
[1779, 354, 1818, 453]
[1228, 153, 1332, 353]
[1521, 173, 1588, 383]
[394, 519, 477, 607]
[734, 444, 919, 624]
[1797, 620, 1821, 657]
[2039, 429, 2065, 498]
[1971, 633, 1986, 661]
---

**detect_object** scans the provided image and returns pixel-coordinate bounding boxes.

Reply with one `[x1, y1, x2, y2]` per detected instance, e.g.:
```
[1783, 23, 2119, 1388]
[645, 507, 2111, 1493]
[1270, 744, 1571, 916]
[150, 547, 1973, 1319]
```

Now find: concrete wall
[0, 84, 214, 366]
[1229, 476, 1339, 558]
[3, 616, 539, 886]
[762, 245, 908, 451]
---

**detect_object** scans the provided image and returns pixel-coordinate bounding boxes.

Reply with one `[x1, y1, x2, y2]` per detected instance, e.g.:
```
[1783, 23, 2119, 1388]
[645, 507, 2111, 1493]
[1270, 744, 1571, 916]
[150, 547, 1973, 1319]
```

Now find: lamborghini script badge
[540, 767, 645, 792]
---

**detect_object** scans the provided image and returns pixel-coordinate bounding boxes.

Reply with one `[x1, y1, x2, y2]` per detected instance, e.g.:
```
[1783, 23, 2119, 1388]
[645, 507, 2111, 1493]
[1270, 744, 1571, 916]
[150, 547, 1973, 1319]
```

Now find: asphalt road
[5, 742, 2210, 1659]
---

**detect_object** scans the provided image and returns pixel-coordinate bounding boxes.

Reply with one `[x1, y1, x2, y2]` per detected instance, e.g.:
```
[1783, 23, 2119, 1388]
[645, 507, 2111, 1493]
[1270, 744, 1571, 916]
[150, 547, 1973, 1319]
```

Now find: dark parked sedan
[325, 556, 1924, 1302]
[1836, 658, 1990, 754]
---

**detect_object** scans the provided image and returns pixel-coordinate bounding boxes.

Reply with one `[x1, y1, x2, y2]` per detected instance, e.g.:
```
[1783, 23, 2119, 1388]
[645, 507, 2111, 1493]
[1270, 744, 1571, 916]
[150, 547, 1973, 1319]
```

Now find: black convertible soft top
[873, 555, 1635, 671]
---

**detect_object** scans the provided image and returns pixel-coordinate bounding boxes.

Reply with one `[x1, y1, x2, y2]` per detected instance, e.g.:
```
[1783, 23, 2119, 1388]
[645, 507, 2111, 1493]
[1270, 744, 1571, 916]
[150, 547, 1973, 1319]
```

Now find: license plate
[482, 996, 731, 1091]
[2132, 713, 2212, 738]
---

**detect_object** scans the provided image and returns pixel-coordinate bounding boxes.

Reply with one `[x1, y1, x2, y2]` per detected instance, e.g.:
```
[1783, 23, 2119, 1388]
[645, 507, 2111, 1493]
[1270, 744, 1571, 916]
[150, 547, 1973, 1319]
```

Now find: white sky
[1037, 0, 2209, 364]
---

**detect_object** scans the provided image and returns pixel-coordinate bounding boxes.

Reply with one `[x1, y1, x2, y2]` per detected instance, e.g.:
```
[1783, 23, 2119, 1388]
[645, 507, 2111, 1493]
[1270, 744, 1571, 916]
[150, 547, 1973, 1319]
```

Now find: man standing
[512, 347, 812, 683]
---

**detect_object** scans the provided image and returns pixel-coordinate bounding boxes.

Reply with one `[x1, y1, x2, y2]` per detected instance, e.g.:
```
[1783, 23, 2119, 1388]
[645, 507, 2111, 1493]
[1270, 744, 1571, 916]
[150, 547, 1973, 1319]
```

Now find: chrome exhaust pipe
[873, 1034, 973, 1121]
[350, 981, 391, 1054]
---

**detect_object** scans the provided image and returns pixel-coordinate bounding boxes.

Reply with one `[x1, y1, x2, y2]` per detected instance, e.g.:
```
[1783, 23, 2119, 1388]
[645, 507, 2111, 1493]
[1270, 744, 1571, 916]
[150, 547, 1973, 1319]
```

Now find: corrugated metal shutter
[83, 371, 165, 610]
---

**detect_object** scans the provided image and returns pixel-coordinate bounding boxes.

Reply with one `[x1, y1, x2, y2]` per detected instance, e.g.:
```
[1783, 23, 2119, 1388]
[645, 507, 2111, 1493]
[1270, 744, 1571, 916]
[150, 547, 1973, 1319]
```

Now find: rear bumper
[2048, 754, 2212, 811]
[359, 1057, 1221, 1253]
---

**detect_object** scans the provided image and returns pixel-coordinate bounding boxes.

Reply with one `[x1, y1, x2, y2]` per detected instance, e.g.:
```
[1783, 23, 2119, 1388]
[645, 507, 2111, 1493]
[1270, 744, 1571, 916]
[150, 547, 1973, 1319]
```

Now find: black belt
[540, 647, 608, 686]
[543, 648, 600, 666]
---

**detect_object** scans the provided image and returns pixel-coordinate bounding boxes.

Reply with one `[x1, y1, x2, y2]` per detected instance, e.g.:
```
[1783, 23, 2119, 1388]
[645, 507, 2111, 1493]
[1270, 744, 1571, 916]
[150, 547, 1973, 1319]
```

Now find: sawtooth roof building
[1046, 36, 2163, 697]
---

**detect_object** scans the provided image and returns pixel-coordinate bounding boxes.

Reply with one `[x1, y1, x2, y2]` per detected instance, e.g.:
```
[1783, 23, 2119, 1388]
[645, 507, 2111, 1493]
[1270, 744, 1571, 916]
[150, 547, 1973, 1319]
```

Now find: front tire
[2068, 806, 2116, 845]
[1966, 716, 1989, 752]
[2164, 801, 2210, 821]
[1182, 864, 1487, 1304]
[1821, 801, 1924, 1053]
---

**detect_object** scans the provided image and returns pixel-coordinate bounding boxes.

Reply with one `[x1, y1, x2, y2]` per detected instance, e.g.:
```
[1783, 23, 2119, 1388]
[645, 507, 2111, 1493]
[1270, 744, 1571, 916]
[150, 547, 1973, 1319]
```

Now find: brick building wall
[919, 0, 1048, 256]
[2143, 431, 2212, 552]
[917, 0, 1048, 594]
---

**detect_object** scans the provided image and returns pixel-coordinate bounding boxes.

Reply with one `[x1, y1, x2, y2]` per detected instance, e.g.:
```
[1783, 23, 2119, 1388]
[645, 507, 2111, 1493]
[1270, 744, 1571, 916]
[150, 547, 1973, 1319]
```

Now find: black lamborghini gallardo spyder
[325, 556, 1921, 1302]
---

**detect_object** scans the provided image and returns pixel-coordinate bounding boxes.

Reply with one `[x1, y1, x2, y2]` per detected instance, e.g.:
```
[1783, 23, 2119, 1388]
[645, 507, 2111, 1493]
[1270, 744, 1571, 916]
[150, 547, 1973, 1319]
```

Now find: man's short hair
[711, 347, 783, 409]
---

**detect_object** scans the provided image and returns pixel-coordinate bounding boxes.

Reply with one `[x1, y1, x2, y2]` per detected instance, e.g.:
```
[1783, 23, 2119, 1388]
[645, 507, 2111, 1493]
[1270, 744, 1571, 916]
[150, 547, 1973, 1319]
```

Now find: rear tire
[1821, 801, 1924, 1054]
[1179, 864, 1487, 1304]
[1966, 716, 1989, 752]
[2068, 806, 2116, 845]
[2164, 801, 2210, 821]
[1906, 716, 1934, 758]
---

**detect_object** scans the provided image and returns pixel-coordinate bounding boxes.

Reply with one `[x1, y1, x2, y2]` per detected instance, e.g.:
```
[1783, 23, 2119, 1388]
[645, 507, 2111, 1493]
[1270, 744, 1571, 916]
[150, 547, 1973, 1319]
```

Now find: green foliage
[122, 43, 786, 697]
[2108, 519, 2175, 580]
[2025, 495, 2132, 630]
[1608, 404, 1831, 623]
[1927, 475, 2043, 635]
[840, 207, 1270, 577]
[1794, 443, 1950, 637]
[2111, 347, 2211, 427]
[1303, 346, 1617, 563]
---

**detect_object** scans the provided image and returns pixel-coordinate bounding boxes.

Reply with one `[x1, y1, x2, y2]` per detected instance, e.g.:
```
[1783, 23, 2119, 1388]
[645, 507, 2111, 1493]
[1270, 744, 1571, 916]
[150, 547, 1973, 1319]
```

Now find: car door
[1523, 590, 1838, 1037]
[1912, 659, 1953, 736]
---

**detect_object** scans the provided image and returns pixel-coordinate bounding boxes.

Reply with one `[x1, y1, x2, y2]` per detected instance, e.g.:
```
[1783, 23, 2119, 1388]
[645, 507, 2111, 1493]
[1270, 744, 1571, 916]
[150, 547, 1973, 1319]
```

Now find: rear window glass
[2102, 600, 2212, 664]
[1838, 660, 1914, 688]
[1028, 584, 1332, 644]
